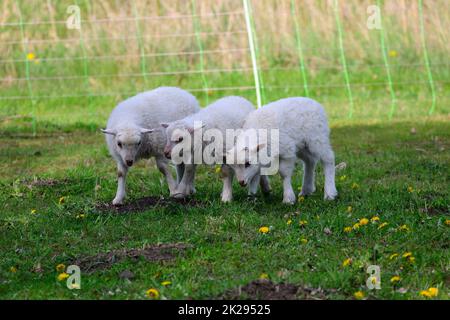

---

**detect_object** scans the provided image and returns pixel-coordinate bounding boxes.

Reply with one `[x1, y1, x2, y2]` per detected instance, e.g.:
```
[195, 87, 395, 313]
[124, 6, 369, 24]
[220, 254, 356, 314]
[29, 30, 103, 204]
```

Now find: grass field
[0, 0, 449, 300]
[1, 115, 449, 299]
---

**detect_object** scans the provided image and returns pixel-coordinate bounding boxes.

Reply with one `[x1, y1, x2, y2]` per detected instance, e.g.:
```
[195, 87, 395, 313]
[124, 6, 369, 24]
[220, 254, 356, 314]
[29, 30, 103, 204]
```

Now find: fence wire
[0, 0, 445, 135]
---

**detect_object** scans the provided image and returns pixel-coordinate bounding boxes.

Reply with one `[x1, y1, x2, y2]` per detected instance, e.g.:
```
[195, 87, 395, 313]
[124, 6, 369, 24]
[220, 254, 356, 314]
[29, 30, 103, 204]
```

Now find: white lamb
[101, 87, 200, 205]
[227, 97, 338, 204]
[161, 96, 271, 202]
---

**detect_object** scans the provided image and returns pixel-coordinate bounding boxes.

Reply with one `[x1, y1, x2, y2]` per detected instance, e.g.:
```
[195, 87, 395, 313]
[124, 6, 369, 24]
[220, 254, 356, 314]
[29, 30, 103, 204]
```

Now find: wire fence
[0, 0, 448, 134]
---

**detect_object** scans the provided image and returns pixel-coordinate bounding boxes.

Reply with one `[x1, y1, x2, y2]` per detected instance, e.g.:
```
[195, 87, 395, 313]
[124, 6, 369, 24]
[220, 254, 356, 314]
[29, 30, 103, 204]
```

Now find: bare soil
[96, 196, 204, 214]
[71, 243, 192, 273]
[219, 279, 333, 300]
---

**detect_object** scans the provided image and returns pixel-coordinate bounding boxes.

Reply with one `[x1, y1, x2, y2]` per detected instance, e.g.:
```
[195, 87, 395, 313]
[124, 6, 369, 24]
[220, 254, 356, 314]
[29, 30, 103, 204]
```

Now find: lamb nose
[126, 160, 133, 166]
[164, 151, 171, 159]
[239, 180, 246, 187]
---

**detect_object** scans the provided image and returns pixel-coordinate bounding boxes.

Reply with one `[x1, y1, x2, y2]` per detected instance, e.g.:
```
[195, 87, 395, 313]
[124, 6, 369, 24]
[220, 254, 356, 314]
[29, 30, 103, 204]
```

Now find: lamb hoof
[221, 189, 232, 202]
[171, 192, 187, 199]
[299, 188, 315, 196]
[324, 192, 338, 201]
[283, 194, 296, 205]
[221, 196, 232, 203]
[112, 198, 124, 206]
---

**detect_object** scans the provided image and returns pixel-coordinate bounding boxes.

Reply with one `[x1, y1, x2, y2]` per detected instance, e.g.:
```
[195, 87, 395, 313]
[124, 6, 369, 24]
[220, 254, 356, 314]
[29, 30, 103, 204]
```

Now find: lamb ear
[101, 128, 116, 136]
[140, 128, 155, 134]
[160, 123, 169, 128]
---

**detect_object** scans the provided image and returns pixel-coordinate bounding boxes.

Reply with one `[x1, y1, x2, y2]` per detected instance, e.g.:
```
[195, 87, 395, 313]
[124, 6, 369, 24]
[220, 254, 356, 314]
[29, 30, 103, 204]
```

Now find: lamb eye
[117, 142, 122, 148]
[177, 137, 183, 143]
[137, 141, 141, 146]
[245, 161, 251, 168]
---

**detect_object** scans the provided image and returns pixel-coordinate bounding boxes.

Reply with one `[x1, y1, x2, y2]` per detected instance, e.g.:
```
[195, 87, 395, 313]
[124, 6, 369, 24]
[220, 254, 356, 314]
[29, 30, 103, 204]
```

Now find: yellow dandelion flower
[389, 253, 399, 260]
[370, 216, 380, 222]
[10, 266, 17, 273]
[287, 219, 292, 225]
[445, 219, 450, 226]
[369, 276, 378, 285]
[419, 287, 438, 298]
[76, 214, 85, 219]
[390, 276, 401, 283]
[407, 186, 414, 193]
[259, 226, 269, 234]
[419, 290, 430, 297]
[343, 226, 352, 233]
[352, 223, 360, 230]
[259, 273, 269, 279]
[408, 256, 415, 263]
[300, 238, 308, 244]
[347, 206, 352, 213]
[339, 175, 347, 181]
[27, 52, 35, 60]
[299, 220, 308, 227]
[378, 222, 388, 229]
[342, 258, 352, 267]
[59, 196, 65, 204]
[298, 195, 305, 202]
[31, 209, 37, 215]
[359, 218, 369, 226]
[427, 287, 438, 297]
[57, 272, 69, 281]
[398, 224, 409, 232]
[215, 166, 221, 174]
[402, 252, 413, 259]
[351, 183, 359, 189]
[388, 50, 398, 57]
[354, 291, 365, 300]
[146, 288, 160, 299]
[56, 264, 66, 272]
[161, 281, 172, 286]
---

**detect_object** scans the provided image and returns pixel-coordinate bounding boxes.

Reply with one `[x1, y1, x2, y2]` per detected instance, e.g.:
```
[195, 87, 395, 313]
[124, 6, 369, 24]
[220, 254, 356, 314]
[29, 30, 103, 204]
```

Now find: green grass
[2, 62, 449, 131]
[1, 116, 448, 299]
[1, 0, 449, 300]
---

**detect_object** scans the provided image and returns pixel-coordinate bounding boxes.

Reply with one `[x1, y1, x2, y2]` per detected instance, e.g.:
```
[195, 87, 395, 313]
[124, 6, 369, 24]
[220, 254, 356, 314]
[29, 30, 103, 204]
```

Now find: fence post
[243, 0, 261, 108]
[191, 0, 209, 105]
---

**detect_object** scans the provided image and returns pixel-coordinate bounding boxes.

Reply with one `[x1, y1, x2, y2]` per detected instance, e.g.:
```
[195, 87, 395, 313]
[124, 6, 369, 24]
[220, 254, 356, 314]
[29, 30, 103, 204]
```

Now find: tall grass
[0, 0, 449, 131]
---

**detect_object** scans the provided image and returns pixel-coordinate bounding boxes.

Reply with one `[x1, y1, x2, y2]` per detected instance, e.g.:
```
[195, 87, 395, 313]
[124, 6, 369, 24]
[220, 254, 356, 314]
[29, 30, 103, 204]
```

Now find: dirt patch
[419, 206, 449, 216]
[96, 196, 203, 214]
[72, 243, 192, 273]
[219, 279, 331, 300]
